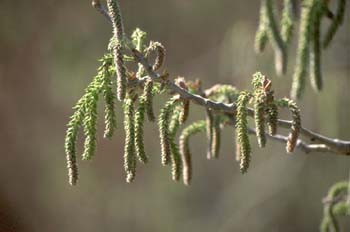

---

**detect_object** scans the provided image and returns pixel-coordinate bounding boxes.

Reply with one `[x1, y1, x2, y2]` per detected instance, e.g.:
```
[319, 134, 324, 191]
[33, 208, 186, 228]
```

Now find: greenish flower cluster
[255, 0, 347, 100]
[321, 181, 350, 232]
[179, 120, 207, 186]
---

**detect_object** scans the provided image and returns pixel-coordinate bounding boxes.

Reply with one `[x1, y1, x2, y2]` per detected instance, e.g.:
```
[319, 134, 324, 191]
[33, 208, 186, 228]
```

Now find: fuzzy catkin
[107, 0, 127, 101]
[212, 116, 221, 159]
[179, 120, 206, 186]
[323, 0, 346, 48]
[255, 1, 269, 53]
[103, 68, 117, 139]
[158, 98, 176, 166]
[123, 97, 137, 183]
[169, 111, 182, 181]
[278, 98, 301, 153]
[179, 100, 190, 124]
[134, 96, 148, 164]
[309, 1, 324, 92]
[281, 0, 294, 44]
[291, 0, 316, 100]
[206, 109, 214, 159]
[254, 90, 267, 148]
[146, 41, 166, 71]
[266, 93, 278, 135]
[236, 91, 252, 173]
[265, 0, 288, 76]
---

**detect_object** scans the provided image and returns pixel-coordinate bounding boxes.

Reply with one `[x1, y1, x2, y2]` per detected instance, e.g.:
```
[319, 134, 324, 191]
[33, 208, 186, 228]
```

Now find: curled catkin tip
[179, 120, 206, 186]
[146, 41, 166, 71]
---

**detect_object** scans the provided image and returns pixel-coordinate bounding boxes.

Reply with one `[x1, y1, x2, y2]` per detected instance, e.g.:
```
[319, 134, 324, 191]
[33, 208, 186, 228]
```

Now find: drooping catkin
[179, 100, 190, 124]
[277, 98, 301, 153]
[266, 92, 278, 135]
[102, 66, 117, 139]
[212, 116, 221, 159]
[134, 95, 148, 164]
[281, 0, 294, 44]
[107, 0, 127, 101]
[309, 1, 324, 92]
[169, 111, 182, 181]
[158, 97, 176, 166]
[179, 120, 206, 186]
[265, 0, 288, 76]
[291, 0, 316, 100]
[236, 91, 252, 173]
[323, 0, 346, 48]
[65, 99, 85, 185]
[254, 90, 267, 148]
[146, 41, 166, 71]
[255, 1, 269, 53]
[143, 78, 156, 122]
[206, 109, 214, 159]
[123, 97, 137, 183]
[252, 72, 267, 147]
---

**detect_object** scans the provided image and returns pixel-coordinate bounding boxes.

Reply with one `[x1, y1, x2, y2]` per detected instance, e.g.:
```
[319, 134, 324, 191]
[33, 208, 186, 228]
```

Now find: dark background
[0, 0, 349, 231]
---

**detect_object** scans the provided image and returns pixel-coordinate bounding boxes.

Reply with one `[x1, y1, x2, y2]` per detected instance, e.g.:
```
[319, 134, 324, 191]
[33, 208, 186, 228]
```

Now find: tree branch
[94, 0, 350, 157]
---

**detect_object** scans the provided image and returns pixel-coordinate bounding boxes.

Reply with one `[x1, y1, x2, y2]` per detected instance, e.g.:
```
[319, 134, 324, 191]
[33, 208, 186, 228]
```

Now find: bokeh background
[0, 0, 349, 231]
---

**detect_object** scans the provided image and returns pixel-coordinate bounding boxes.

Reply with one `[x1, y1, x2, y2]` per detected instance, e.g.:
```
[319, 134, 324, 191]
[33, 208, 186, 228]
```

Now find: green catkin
[212, 116, 221, 159]
[266, 93, 278, 135]
[179, 100, 190, 124]
[146, 41, 166, 71]
[82, 90, 99, 160]
[143, 79, 156, 122]
[65, 99, 85, 185]
[236, 91, 252, 173]
[134, 95, 148, 164]
[254, 90, 267, 148]
[265, 0, 288, 76]
[333, 202, 350, 216]
[132, 28, 147, 78]
[320, 181, 349, 232]
[310, 1, 324, 92]
[281, 0, 294, 44]
[158, 98, 176, 166]
[277, 98, 301, 153]
[255, 1, 269, 53]
[252, 72, 267, 147]
[102, 67, 117, 139]
[323, 0, 346, 48]
[291, 0, 316, 100]
[123, 97, 137, 183]
[169, 111, 182, 181]
[179, 120, 206, 186]
[107, 0, 127, 101]
[206, 109, 214, 159]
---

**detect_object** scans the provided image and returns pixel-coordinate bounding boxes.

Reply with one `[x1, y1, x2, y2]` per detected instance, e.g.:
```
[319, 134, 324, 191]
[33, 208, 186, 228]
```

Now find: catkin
[206, 109, 214, 159]
[277, 98, 301, 153]
[236, 91, 252, 173]
[254, 90, 267, 148]
[123, 97, 137, 183]
[309, 1, 324, 92]
[212, 116, 221, 159]
[158, 98, 176, 166]
[323, 0, 346, 48]
[103, 68, 117, 139]
[255, 1, 269, 53]
[265, 0, 288, 76]
[179, 120, 206, 186]
[169, 111, 182, 181]
[291, 0, 316, 99]
[179, 100, 190, 124]
[134, 96, 148, 164]
[281, 0, 294, 44]
[146, 41, 166, 71]
[107, 0, 127, 101]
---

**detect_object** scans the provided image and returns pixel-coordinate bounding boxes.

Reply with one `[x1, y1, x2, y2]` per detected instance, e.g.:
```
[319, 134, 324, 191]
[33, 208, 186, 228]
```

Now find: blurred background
[0, 0, 349, 231]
